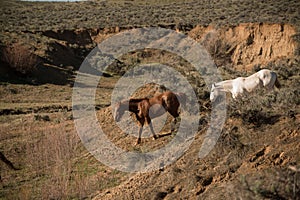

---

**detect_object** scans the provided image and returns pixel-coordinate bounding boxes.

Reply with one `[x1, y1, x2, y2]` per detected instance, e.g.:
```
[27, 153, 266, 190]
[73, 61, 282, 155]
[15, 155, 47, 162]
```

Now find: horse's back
[146, 91, 180, 118]
[148, 91, 176, 107]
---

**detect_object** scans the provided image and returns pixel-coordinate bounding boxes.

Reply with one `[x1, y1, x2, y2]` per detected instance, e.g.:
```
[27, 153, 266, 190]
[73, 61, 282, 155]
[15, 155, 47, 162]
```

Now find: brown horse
[114, 91, 186, 145]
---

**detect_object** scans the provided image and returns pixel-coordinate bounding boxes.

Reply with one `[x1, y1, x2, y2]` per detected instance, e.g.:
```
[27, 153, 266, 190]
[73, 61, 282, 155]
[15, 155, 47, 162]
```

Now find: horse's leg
[135, 117, 145, 145]
[232, 92, 238, 100]
[149, 123, 158, 140]
[171, 118, 177, 132]
[169, 109, 180, 132]
[136, 126, 143, 145]
[230, 86, 238, 100]
[146, 116, 157, 140]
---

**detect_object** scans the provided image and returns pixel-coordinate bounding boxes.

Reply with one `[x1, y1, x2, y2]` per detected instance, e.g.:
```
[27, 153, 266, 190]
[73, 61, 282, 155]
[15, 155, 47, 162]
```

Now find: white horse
[210, 69, 281, 102]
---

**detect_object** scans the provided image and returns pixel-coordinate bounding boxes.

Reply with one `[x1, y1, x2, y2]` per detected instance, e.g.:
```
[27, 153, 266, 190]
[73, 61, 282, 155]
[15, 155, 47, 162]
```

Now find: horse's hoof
[153, 135, 158, 140]
[135, 139, 141, 145]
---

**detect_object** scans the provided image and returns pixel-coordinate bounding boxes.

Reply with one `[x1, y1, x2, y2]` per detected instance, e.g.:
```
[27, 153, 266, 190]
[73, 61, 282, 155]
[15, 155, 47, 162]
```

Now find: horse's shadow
[157, 131, 173, 138]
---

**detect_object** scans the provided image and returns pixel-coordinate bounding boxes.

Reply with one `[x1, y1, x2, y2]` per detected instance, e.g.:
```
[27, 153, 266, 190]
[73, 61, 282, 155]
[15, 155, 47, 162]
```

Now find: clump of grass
[236, 167, 300, 199]
[201, 31, 232, 67]
[3, 126, 79, 199]
[1, 43, 38, 75]
[33, 114, 50, 121]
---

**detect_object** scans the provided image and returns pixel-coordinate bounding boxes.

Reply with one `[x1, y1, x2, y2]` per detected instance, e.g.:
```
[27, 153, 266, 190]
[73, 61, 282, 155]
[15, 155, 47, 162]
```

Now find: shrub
[201, 31, 232, 67]
[1, 43, 38, 75]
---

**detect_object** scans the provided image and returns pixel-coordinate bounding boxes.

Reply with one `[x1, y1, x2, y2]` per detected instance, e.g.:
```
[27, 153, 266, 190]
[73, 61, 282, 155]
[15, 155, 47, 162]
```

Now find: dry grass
[0, 77, 127, 199]
[1, 43, 38, 74]
[0, 119, 126, 199]
[234, 167, 300, 199]
[1, 0, 299, 34]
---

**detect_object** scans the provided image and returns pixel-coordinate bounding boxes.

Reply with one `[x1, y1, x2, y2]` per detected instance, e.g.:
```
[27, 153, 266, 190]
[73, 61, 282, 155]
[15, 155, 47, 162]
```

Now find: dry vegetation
[1, 43, 38, 74]
[0, 77, 127, 199]
[1, 0, 300, 32]
[0, 0, 300, 199]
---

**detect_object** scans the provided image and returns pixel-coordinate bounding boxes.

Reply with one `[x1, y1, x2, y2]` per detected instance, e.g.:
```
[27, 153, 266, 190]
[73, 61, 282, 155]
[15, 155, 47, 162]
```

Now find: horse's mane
[119, 98, 147, 104]
[129, 98, 149, 103]
[215, 80, 234, 90]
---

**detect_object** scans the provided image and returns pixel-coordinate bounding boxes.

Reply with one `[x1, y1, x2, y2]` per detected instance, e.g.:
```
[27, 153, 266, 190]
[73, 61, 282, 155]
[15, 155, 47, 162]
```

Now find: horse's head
[114, 102, 126, 122]
[210, 83, 217, 102]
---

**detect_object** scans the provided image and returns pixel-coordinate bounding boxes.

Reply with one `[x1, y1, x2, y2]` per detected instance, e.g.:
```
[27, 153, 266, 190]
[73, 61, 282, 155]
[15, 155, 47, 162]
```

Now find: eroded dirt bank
[9, 23, 297, 75]
[189, 23, 297, 70]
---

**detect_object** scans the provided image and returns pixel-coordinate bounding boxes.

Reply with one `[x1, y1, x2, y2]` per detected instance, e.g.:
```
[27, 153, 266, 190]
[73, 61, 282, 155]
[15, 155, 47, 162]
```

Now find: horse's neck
[217, 80, 233, 91]
[248, 71, 260, 79]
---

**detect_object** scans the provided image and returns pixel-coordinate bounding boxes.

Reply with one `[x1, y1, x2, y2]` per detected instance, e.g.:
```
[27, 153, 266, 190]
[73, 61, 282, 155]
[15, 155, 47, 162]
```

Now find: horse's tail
[176, 92, 187, 110]
[274, 75, 281, 89]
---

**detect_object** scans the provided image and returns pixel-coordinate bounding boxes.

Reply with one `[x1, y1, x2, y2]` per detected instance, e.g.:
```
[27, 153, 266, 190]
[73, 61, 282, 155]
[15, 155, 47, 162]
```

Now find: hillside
[0, 0, 299, 199]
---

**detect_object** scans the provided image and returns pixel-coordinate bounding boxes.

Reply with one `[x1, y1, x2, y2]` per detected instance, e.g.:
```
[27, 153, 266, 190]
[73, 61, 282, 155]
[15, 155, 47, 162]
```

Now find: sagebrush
[2, 43, 38, 74]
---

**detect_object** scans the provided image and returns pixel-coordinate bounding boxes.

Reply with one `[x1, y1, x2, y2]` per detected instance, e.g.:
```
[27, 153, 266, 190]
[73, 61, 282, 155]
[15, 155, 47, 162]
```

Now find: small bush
[201, 32, 232, 67]
[34, 114, 50, 121]
[236, 167, 300, 200]
[1, 43, 38, 75]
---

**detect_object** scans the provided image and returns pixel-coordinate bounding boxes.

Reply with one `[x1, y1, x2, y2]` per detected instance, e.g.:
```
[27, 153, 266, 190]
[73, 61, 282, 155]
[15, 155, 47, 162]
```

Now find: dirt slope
[93, 66, 300, 199]
[94, 116, 300, 200]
